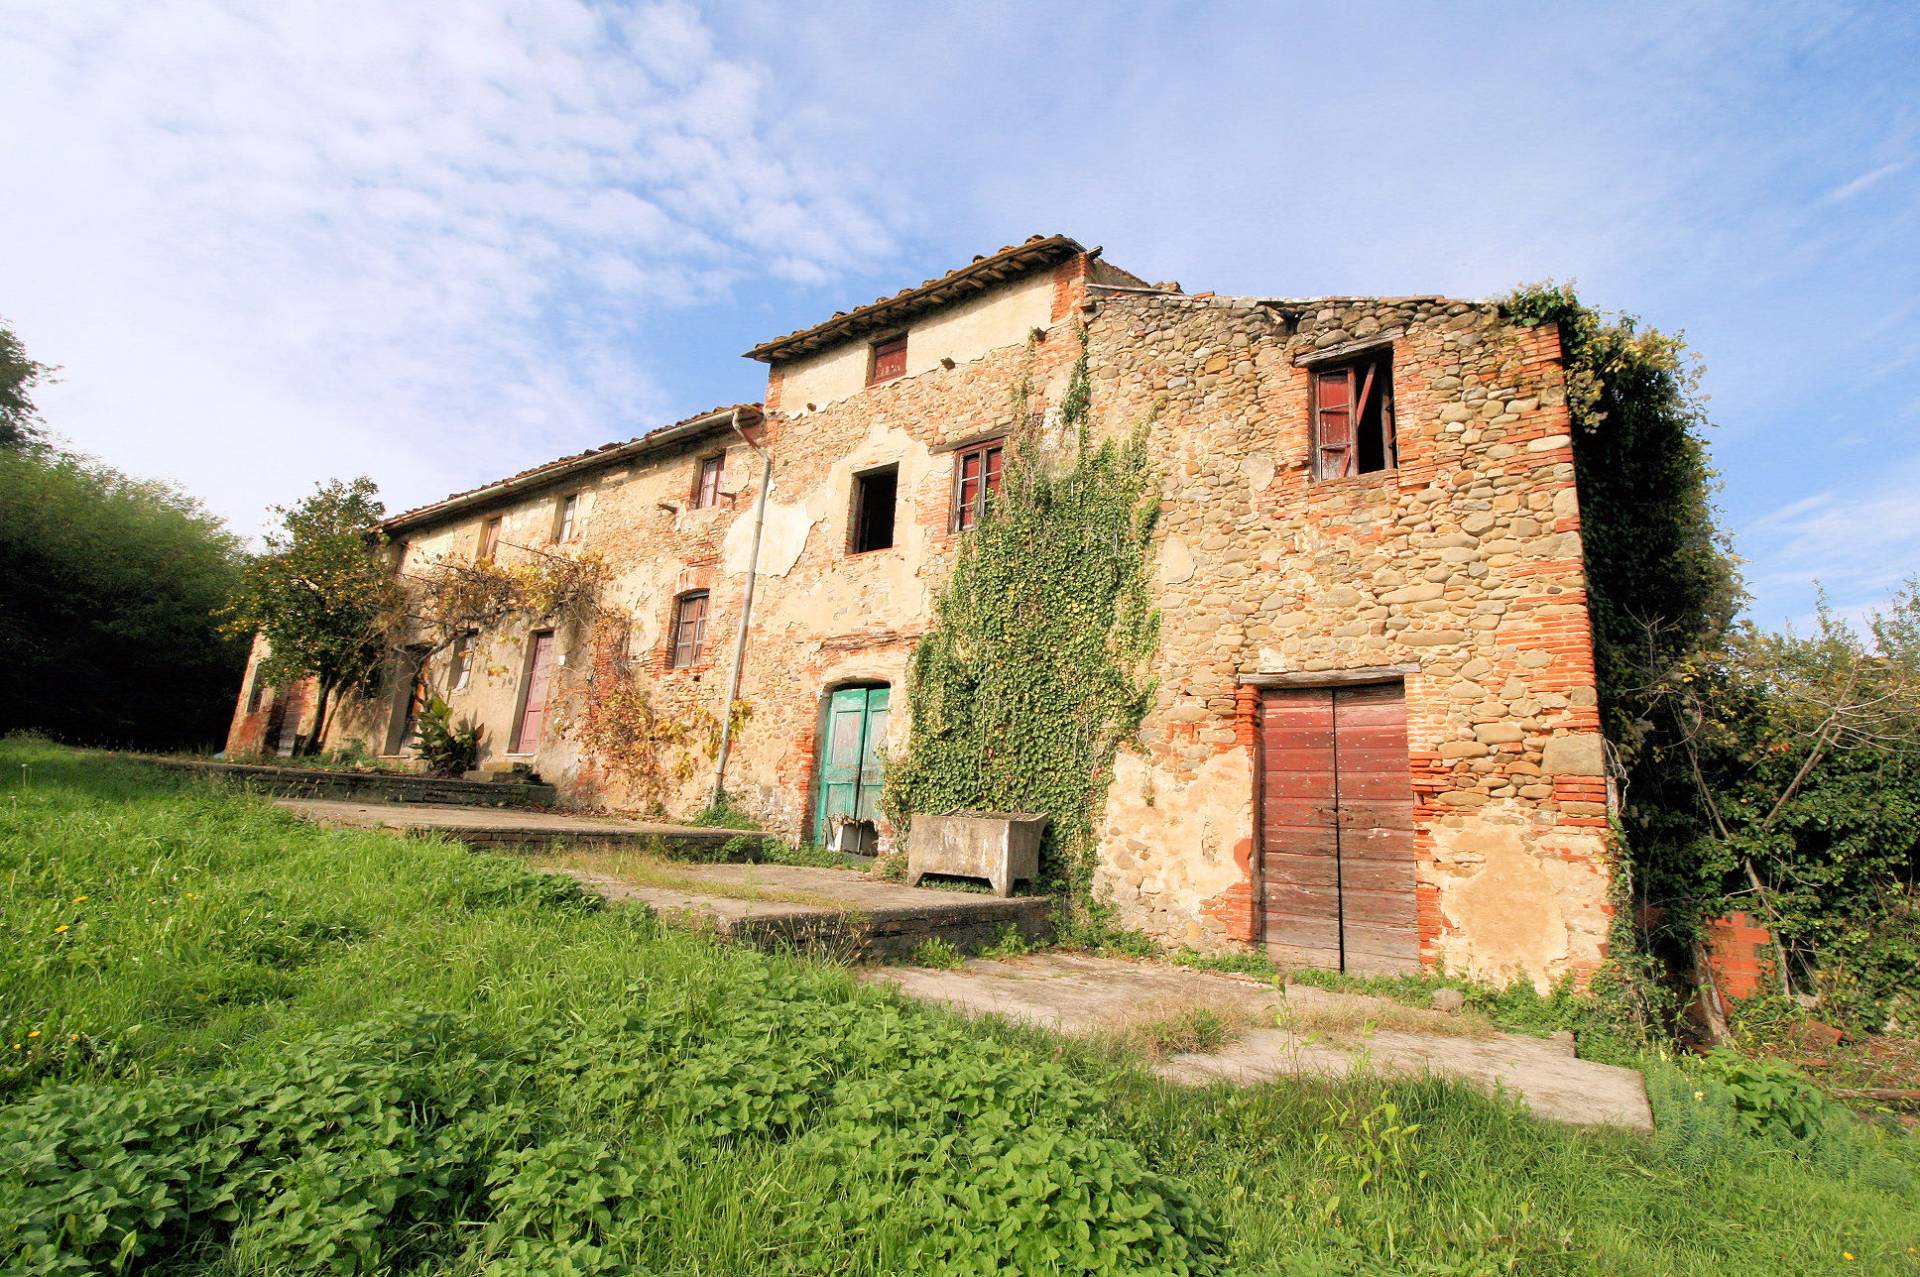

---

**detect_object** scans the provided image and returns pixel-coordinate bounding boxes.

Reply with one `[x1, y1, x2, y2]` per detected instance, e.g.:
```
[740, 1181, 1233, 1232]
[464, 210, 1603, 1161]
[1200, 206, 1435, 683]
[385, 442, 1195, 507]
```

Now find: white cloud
[1824, 158, 1911, 203]
[1743, 455, 1920, 626]
[0, 0, 896, 534]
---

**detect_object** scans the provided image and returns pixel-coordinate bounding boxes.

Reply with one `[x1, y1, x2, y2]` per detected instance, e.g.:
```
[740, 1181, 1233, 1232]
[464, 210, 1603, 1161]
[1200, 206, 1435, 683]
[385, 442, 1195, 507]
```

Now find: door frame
[1241, 665, 1417, 969]
[507, 629, 557, 756]
[809, 680, 890, 846]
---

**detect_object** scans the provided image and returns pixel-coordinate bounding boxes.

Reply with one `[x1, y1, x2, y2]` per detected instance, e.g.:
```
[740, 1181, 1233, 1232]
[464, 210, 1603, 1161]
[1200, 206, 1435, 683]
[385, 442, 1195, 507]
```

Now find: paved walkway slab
[869, 953, 1652, 1131]
[274, 796, 745, 854]
[553, 861, 1052, 960]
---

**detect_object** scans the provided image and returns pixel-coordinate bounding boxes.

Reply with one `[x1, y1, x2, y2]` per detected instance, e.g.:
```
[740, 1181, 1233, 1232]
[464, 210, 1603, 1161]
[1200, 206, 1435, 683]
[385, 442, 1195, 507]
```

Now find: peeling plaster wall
[244, 253, 1615, 988]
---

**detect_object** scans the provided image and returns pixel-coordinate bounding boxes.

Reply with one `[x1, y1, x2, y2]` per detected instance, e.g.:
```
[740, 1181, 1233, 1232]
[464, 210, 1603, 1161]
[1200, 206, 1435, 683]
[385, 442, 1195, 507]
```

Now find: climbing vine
[885, 331, 1161, 921]
[569, 621, 749, 815]
[400, 549, 607, 658]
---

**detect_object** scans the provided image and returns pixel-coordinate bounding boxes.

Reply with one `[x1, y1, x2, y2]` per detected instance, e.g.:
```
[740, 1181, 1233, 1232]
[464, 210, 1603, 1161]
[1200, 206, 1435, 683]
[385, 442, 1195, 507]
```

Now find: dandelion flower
[1844, 1254, 1855, 1262]
[69, 1033, 78, 1042]
[26, 1031, 39, 1039]
[53, 925, 68, 934]
[72, 895, 87, 904]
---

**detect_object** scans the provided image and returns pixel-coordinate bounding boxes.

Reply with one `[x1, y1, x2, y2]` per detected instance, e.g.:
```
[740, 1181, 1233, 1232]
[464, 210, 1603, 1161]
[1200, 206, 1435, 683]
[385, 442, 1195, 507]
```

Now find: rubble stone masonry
[1081, 290, 1610, 987]
[228, 244, 1613, 988]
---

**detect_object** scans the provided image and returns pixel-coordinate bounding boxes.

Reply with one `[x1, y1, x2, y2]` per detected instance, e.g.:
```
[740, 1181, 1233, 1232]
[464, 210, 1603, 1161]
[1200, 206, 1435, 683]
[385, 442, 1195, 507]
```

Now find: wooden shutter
[672, 592, 708, 668]
[696, 456, 722, 507]
[870, 336, 907, 383]
[512, 632, 555, 752]
[1314, 369, 1355, 478]
[951, 440, 1004, 531]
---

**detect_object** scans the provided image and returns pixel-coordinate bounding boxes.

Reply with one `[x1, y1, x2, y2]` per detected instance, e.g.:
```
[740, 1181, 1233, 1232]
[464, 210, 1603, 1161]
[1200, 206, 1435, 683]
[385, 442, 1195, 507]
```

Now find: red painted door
[1259, 683, 1418, 974]
[512, 632, 555, 754]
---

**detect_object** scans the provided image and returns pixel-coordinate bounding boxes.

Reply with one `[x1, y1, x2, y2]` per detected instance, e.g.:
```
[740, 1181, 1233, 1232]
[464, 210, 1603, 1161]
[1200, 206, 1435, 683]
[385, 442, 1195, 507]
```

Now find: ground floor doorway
[814, 683, 889, 852]
[1258, 681, 1419, 975]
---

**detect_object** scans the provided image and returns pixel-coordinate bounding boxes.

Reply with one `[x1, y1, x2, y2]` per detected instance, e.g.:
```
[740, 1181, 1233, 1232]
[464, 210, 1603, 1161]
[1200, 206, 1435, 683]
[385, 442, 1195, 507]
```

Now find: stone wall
[1081, 290, 1612, 988]
[221, 250, 1615, 987]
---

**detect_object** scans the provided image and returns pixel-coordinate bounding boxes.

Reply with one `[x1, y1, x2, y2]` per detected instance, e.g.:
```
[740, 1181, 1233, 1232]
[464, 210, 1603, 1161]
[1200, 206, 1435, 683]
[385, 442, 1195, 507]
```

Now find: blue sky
[2, 1, 1915, 629]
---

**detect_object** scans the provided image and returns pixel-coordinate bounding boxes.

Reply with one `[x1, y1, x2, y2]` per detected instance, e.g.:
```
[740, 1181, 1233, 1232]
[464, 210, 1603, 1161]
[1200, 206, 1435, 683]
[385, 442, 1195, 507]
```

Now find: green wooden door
[816, 685, 889, 838]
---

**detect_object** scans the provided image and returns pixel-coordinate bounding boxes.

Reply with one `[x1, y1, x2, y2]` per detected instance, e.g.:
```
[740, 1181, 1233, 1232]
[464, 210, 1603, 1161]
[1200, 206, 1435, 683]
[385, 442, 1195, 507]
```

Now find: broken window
[670, 591, 708, 669]
[868, 335, 907, 385]
[950, 439, 1004, 532]
[849, 465, 898, 553]
[451, 632, 477, 691]
[1312, 350, 1396, 478]
[478, 516, 502, 563]
[246, 667, 269, 714]
[693, 454, 724, 508]
[554, 493, 579, 542]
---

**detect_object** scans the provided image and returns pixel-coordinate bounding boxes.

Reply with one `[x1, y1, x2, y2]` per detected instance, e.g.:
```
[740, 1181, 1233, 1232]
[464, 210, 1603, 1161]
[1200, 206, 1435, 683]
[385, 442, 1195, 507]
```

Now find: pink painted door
[512, 632, 555, 753]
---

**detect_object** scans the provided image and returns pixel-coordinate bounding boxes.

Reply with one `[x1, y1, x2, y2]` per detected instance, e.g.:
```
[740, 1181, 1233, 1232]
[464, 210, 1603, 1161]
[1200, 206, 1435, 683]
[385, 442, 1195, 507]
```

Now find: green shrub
[413, 695, 481, 777]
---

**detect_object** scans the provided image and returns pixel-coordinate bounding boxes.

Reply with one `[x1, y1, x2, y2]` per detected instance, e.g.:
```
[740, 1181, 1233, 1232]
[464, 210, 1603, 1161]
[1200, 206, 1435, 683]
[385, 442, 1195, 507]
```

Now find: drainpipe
[710, 408, 771, 807]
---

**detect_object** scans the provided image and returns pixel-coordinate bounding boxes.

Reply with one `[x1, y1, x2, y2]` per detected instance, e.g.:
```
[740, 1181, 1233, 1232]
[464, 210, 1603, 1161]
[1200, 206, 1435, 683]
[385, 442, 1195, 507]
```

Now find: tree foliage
[886, 334, 1160, 917]
[0, 316, 56, 451]
[1661, 592, 1920, 1026]
[221, 477, 399, 750]
[0, 447, 248, 749]
[1506, 285, 1918, 1028]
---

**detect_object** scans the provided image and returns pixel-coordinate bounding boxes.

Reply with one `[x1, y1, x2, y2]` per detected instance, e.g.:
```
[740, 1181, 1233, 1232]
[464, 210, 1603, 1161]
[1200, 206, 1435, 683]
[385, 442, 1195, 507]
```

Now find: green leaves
[888, 332, 1161, 920]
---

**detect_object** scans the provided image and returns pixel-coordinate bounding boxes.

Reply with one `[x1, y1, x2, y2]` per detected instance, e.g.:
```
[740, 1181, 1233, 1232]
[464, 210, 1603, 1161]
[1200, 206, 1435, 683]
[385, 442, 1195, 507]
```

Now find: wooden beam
[1238, 665, 1417, 688]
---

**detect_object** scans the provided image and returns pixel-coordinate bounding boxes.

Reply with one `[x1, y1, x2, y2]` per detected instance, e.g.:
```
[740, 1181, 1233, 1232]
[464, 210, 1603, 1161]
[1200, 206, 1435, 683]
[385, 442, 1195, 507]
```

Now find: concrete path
[551, 861, 1051, 960]
[869, 953, 1652, 1131]
[274, 796, 746, 854]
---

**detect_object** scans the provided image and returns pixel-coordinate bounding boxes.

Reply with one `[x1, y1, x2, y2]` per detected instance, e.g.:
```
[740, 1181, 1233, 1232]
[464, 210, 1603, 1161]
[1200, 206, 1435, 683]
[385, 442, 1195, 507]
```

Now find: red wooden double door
[1258, 683, 1419, 975]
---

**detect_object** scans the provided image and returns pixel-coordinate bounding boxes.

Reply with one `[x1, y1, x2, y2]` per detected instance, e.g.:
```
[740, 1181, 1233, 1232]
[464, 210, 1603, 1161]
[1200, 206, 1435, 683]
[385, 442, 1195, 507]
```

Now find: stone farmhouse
[228, 235, 1614, 987]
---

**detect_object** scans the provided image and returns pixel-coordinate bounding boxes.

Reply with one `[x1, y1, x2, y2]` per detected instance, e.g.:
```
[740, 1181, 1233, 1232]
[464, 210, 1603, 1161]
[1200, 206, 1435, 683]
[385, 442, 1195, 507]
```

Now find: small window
[670, 591, 709, 669]
[554, 493, 579, 542]
[246, 668, 269, 714]
[849, 465, 898, 553]
[950, 439, 1005, 532]
[693, 454, 724, 508]
[868, 335, 907, 385]
[1312, 351, 1396, 478]
[451, 632, 477, 691]
[478, 516, 502, 562]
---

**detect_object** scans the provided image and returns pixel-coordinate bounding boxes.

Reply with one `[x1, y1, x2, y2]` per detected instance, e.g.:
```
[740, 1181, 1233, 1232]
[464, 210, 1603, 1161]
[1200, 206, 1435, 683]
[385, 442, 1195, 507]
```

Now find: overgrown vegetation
[4, 740, 1916, 1274]
[413, 695, 482, 777]
[1505, 285, 1920, 1039]
[887, 333, 1160, 924]
[0, 318, 248, 749]
[221, 477, 400, 750]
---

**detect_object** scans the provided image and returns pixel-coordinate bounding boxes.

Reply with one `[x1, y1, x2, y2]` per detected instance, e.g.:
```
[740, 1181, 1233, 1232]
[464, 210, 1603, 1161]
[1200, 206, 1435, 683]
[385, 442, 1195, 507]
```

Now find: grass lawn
[3, 738, 1916, 1275]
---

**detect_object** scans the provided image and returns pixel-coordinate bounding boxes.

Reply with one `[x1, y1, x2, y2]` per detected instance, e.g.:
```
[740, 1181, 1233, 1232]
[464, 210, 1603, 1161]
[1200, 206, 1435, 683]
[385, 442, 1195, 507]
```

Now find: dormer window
[868, 335, 907, 385]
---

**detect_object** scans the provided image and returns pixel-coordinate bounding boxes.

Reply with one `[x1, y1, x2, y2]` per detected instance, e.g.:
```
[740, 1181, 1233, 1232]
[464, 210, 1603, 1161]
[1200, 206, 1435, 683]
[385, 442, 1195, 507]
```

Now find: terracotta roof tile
[381, 403, 761, 532]
[743, 234, 1089, 363]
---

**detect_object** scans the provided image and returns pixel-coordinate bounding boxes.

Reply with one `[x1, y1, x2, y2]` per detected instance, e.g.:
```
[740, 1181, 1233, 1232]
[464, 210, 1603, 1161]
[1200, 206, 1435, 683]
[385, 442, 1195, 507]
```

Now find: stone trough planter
[906, 812, 1046, 897]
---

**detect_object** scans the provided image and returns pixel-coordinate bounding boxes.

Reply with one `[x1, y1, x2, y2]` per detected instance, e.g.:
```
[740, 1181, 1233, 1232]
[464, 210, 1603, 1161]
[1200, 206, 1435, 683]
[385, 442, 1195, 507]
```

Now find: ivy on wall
[885, 333, 1161, 918]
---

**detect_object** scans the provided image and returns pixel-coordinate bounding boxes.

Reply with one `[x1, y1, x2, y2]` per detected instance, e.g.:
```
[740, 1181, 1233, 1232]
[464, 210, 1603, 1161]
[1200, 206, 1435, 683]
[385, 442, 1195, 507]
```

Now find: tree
[1660, 587, 1920, 1027]
[0, 447, 248, 748]
[1, 316, 56, 450]
[222, 478, 400, 752]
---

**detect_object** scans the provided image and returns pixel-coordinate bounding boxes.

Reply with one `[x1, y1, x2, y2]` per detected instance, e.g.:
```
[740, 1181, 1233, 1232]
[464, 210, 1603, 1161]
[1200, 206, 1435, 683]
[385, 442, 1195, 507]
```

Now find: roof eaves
[743, 234, 1089, 364]
[380, 403, 761, 534]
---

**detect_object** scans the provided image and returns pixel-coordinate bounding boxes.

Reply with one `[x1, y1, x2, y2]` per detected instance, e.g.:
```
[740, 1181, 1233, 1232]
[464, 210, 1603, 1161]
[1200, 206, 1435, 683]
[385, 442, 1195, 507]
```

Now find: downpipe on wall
[710, 407, 771, 808]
